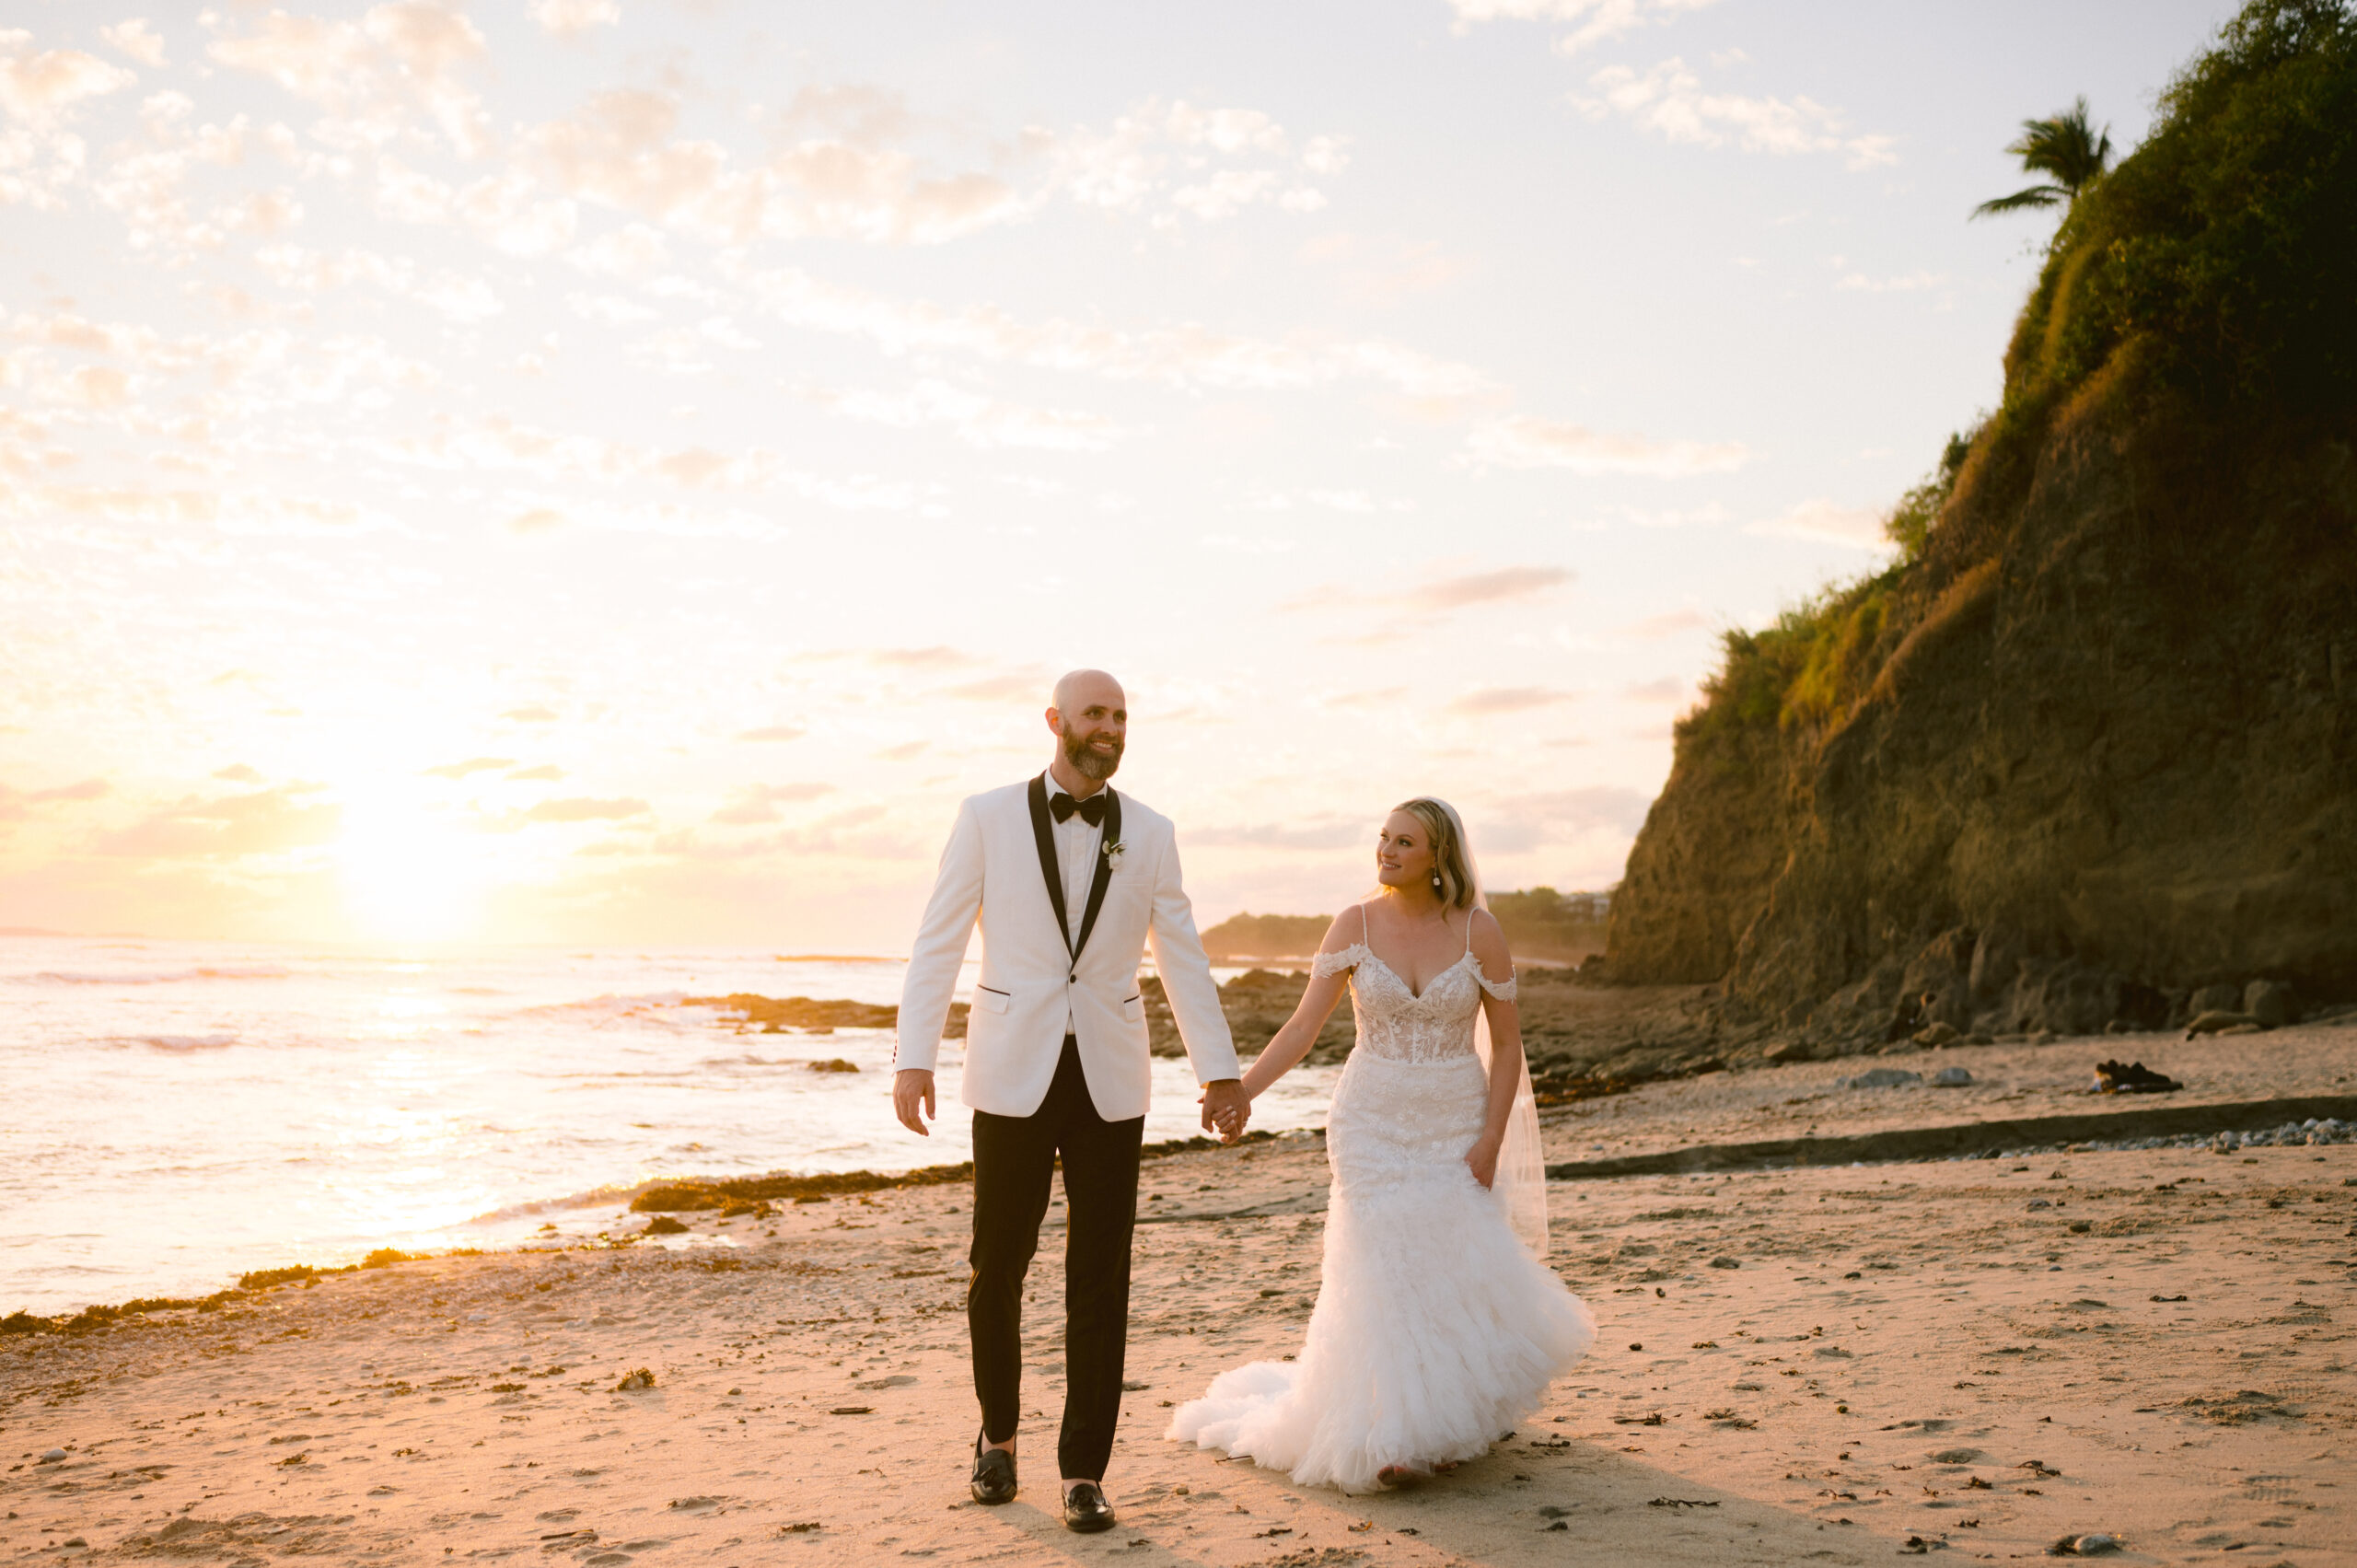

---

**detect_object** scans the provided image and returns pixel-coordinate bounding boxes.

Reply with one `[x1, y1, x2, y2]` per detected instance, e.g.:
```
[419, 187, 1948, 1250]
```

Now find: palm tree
[1972, 98, 2113, 219]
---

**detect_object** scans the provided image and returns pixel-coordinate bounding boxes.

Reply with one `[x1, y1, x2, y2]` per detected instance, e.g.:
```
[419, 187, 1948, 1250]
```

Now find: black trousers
[968, 1036, 1144, 1482]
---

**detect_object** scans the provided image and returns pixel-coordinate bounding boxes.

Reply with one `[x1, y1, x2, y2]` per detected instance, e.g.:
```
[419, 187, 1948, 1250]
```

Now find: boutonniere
[1103, 840, 1127, 872]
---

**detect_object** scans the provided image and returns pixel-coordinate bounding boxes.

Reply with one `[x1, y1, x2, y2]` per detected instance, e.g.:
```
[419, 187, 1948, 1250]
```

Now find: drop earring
[1431, 871, 1444, 890]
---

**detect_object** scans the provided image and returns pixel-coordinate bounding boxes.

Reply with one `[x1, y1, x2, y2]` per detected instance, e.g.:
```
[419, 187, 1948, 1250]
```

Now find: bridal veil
[1424, 798, 1549, 1262]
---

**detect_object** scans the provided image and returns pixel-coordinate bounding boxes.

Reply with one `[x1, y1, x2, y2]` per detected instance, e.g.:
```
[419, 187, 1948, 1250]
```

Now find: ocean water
[0, 937, 1339, 1316]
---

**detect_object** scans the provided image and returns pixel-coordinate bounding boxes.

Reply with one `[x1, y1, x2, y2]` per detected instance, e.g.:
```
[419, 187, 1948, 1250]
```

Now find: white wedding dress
[1165, 913, 1596, 1492]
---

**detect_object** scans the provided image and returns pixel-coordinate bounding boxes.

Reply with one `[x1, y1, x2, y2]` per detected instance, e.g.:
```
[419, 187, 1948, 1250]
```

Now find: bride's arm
[1237, 913, 1358, 1100]
[1465, 909, 1526, 1187]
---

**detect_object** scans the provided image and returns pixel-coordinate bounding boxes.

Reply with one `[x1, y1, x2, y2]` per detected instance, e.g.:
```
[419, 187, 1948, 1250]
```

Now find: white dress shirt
[1043, 768, 1108, 1032]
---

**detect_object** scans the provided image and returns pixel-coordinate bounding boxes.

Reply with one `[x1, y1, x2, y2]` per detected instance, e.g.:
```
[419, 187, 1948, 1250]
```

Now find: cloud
[1187, 819, 1365, 851]
[505, 763, 564, 781]
[500, 705, 559, 723]
[251, 243, 505, 322]
[0, 32, 136, 125]
[424, 756, 517, 779]
[0, 776, 110, 821]
[567, 222, 669, 279]
[209, 2, 492, 157]
[1050, 98, 1341, 226]
[379, 414, 936, 515]
[529, 0, 621, 36]
[1199, 533, 1299, 555]
[1302, 235, 1473, 308]
[1617, 607, 1711, 638]
[679, 801, 904, 860]
[874, 740, 928, 761]
[722, 256, 1499, 402]
[1464, 415, 1748, 476]
[793, 377, 1127, 452]
[868, 645, 973, 669]
[943, 672, 1046, 703]
[1608, 502, 1734, 528]
[710, 781, 835, 826]
[1411, 564, 1573, 611]
[1573, 58, 1897, 169]
[1319, 687, 1408, 709]
[1285, 562, 1572, 619]
[1623, 676, 1688, 703]
[1515, 784, 1653, 836]
[212, 764, 261, 783]
[100, 20, 169, 68]
[524, 87, 1027, 247]
[1442, 0, 1722, 56]
[1240, 487, 1409, 515]
[1447, 686, 1581, 714]
[1836, 269, 1947, 294]
[1746, 497, 1887, 551]
[735, 724, 806, 742]
[523, 796, 648, 824]
[98, 786, 339, 858]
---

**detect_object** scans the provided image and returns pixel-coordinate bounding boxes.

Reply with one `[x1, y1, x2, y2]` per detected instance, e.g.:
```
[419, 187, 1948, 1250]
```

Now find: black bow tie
[1051, 791, 1109, 827]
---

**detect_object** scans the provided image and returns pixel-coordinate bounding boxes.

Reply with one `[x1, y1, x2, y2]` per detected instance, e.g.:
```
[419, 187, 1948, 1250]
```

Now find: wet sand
[5, 1022, 2354, 1566]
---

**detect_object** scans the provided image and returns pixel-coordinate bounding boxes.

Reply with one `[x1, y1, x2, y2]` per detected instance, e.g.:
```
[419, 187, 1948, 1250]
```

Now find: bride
[1166, 797, 1596, 1492]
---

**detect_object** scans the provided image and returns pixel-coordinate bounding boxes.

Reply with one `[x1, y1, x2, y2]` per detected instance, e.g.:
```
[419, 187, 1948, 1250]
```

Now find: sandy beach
[6, 1018, 2354, 1567]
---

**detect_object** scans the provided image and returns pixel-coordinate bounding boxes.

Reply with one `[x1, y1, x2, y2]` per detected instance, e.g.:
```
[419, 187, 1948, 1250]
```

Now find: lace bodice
[1312, 942, 1516, 1063]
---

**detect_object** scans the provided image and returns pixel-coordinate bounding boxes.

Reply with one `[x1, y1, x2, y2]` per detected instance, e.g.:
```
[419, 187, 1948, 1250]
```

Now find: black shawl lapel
[1026, 775, 1074, 956]
[1071, 788, 1120, 964]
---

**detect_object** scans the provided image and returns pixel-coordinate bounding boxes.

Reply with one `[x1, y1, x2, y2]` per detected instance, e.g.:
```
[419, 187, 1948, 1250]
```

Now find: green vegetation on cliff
[1609, 0, 2357, 1041]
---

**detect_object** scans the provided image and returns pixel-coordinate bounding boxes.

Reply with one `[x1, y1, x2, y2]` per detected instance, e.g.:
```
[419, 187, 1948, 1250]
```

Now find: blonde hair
[1390, 797, 1477, 911]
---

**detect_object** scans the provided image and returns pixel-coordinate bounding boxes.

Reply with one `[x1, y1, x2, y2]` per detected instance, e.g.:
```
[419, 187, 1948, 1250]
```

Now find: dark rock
[2244, 979, 2298, 1028]
[2093, 1060, 2182, 1094]
[2190, 983, 2243, 1016]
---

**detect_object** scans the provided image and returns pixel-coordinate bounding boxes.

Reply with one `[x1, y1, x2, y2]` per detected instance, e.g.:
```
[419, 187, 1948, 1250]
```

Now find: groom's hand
[1199, 1078, 1248, 1144]
[893, 1068, 936, 1135]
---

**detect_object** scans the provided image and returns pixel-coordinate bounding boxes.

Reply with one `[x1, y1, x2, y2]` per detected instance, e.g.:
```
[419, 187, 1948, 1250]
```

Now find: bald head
[1052, 668, 1123, 714]
[1046, 668, 1127, 790]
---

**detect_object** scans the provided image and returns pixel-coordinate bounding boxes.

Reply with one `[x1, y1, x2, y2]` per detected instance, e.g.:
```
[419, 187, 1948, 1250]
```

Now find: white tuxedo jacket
[895, 778, 1238, 1121]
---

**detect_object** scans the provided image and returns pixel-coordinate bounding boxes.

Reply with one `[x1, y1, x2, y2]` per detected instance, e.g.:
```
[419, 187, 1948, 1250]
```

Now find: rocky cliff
[1607, 0, 2357, 1052]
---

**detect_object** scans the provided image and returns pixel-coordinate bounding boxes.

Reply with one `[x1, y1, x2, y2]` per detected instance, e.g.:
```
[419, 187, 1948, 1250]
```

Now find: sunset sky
[2, 0, 2240, 948]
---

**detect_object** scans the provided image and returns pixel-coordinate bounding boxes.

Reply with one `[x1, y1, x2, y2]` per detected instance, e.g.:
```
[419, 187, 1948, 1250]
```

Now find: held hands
[1199, 1078, 1250, 1144]
[893, 1068, 936, 1135]
[1464, 1132, 1503, 1191]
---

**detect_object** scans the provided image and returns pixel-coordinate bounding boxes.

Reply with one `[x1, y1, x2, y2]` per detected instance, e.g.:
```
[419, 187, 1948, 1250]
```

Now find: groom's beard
[1062, 728, 1123, 783]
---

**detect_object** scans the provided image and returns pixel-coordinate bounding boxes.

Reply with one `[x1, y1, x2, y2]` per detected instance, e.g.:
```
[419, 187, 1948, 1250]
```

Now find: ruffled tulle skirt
[1165, 1050, 1595, 1493]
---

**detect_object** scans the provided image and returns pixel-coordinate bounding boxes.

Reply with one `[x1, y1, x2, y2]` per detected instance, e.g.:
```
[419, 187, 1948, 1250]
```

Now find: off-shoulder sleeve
[1310, 943, 1363, 980]
[1473, 965, 1518, 1002]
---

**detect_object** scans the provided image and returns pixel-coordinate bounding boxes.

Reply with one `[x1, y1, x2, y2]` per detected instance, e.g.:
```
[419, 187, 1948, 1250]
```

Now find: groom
[893, 668, 1248, 1533]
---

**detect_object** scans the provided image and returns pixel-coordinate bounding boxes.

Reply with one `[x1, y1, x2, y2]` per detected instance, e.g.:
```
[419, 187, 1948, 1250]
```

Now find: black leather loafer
[970, 1432, 1016, 1505]
[1062, 1480, 1116, 1533]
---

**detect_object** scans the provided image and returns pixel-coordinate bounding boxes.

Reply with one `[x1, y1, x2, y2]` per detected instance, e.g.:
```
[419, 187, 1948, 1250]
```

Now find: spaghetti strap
[1462, 905, 1476, 956]
[1359, 902, 1370, 947]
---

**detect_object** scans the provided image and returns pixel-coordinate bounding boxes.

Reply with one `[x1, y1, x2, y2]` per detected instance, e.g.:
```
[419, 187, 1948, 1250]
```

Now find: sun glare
[336, 795, 487, 942]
